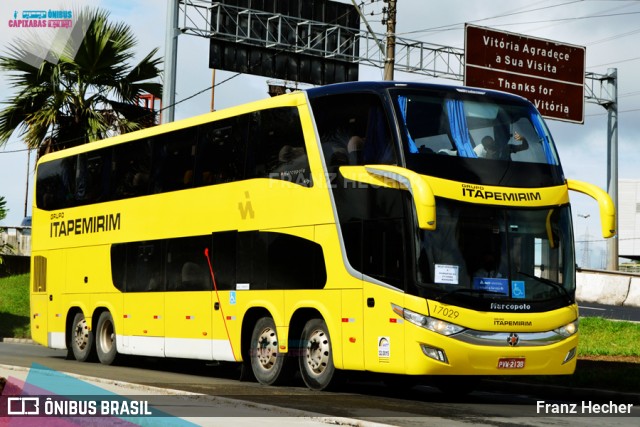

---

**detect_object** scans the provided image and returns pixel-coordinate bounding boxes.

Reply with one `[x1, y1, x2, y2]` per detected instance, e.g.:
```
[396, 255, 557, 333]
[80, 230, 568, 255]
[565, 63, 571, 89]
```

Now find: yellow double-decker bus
[30, 82, 615, 391]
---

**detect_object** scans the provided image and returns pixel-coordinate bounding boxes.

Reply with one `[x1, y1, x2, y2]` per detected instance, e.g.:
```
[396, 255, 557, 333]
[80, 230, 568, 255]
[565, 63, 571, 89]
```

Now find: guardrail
[577, 267, 640, 307]
[0, 227, 31, 257]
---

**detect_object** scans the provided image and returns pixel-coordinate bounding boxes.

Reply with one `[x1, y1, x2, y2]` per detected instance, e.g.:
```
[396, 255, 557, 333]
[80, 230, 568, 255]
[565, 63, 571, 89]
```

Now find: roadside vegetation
[579, 316, 640, 357]
[0, 274, 30, 338]
[543, 316, 640, 393]
[0, 274, 638, 392]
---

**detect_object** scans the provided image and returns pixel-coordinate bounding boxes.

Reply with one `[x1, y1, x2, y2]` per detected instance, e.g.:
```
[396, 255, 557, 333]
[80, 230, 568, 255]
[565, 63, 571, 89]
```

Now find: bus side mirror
[339, 165, 436, 230]
[566, 179, 616, 238]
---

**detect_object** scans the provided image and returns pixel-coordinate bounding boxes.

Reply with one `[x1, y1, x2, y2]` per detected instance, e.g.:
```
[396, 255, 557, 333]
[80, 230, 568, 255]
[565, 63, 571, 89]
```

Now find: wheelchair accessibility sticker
[511, 281, 526, 299]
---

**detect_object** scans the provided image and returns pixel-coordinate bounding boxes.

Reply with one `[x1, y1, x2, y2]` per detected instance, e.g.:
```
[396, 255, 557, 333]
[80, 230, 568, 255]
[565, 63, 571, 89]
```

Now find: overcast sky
[1, 0, 639, 265]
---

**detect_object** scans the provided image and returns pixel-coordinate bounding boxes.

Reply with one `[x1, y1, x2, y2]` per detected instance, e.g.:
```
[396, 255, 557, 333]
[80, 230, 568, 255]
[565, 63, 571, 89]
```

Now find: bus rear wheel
[70, 312, 94, 362]
[299, 318, 336, 391]
[249, 317, 291, 385]
[96, 311, 118, 365]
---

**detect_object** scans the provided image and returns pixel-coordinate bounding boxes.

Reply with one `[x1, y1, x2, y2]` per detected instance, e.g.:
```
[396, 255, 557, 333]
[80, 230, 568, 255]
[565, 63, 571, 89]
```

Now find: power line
[586, 107, 640, 117]
[395, 0, 585, 37]
[587, 26, 640, 46]
[590, 55, 640, 69]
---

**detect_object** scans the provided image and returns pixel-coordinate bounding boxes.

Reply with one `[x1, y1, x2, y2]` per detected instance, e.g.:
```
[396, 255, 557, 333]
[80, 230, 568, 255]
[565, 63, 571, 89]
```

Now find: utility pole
[605, 68, 619, 271]
[163, 0, 179, 123]
[24, 149, 31, 217]
[577, 214, 590, 268]
[383, 0, 397, 81]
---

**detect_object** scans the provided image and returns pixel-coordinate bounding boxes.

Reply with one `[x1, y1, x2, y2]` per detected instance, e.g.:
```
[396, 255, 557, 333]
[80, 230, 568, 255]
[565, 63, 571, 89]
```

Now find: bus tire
[95, 311, 118, 365]
[70, 312, 94, 362]
[249, 317, 291, 385]
[299, 318, 336, 391]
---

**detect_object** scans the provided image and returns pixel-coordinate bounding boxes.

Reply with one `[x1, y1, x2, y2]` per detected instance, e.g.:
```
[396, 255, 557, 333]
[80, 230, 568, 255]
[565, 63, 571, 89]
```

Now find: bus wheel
[96, 311, 118, 365]
[249, 317, 291, 385]
[299, 318, 335, 391]
[71, 312, 94, 362]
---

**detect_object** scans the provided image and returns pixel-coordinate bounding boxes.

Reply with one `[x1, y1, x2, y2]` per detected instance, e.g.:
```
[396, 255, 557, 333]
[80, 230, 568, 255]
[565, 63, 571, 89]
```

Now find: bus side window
[363, 103, 396, 165]
[253, 107, 311, 187]
[195, 116, 248, 186]
[127, 242, 164, 292]
[112, 139, 152, 199]
[401, 96, 455, 155]
[165, 235, 212, 292]
[210, 231, 237, 291]
[74, 150, 110, 204]
[153, 128, 197, 193]
[311, 93, 397, 169]
[236, 232, 268, 290]
[110, 243, 127, 292]
[36, 158, 76, 210]
[233, 231, 326, 291]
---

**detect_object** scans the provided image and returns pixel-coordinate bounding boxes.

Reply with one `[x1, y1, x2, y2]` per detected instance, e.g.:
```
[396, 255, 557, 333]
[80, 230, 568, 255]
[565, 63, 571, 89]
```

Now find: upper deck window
[35, 107, 310, 211]
[394, 90, 559, 166]
[310, 92, 398, 171]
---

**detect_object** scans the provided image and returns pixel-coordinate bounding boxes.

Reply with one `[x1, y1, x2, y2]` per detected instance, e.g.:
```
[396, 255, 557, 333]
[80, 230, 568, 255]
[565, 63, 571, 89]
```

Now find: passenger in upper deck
[474, 131, 529, 160]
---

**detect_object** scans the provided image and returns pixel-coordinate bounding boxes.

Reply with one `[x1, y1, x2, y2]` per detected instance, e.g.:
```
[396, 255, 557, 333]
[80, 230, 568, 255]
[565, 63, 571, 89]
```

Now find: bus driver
[474, 131, 529, 160]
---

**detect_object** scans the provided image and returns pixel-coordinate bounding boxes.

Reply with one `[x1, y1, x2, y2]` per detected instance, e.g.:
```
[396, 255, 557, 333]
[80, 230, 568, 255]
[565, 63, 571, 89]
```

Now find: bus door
[360, 216, 408, 374]
[164, 236, 213, 360]
[338, 184, 409, 373]
[208, 231, 238, 361]
[121, 240, 165, 357]
[363, 281, 406, 373]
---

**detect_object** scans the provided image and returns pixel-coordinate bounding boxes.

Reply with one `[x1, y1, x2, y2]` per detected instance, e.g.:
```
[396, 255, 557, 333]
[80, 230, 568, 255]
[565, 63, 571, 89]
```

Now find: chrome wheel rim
[255, 327, 278, 371]
[304, 328, 330, 376]
[74, 318, 89, 350]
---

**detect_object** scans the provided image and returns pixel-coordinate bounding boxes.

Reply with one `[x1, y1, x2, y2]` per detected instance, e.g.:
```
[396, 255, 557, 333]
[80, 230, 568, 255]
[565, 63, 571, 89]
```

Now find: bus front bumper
[404, 331, 578, 376]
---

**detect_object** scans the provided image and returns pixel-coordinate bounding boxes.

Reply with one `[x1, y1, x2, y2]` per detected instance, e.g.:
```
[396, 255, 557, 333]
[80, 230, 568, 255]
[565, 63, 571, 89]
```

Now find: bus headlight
[392, 304, 465, 336]
[553, 319, 579, 338]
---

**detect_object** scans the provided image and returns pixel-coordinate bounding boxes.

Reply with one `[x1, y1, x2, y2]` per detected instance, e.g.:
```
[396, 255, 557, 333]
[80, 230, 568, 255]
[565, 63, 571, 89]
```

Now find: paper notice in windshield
[435, 264, 459, 284]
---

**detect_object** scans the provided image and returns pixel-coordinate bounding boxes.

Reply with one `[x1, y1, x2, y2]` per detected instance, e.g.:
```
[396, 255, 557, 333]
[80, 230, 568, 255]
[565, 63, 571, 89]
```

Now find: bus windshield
[394, 88, 559, 163]
[417, 198, 575, 308]
[392, 88, 564, 187]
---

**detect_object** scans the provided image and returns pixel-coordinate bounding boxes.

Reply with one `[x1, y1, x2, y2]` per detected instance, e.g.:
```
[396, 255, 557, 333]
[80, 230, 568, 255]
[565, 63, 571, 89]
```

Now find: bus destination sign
[464, 24, 585, 124]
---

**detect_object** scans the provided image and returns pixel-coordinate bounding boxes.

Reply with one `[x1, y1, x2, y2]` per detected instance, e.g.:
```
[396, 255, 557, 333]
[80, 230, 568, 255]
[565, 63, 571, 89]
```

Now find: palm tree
[0, 7, 162, 154]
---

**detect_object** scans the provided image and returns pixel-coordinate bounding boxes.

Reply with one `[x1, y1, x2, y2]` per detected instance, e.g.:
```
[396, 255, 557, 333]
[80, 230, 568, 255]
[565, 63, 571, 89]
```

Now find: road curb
[0, 337, 34, 344]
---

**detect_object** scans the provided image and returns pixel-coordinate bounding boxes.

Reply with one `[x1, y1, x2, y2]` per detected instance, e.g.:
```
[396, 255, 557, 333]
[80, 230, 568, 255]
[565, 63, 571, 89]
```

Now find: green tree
[0, 8, 162, 152]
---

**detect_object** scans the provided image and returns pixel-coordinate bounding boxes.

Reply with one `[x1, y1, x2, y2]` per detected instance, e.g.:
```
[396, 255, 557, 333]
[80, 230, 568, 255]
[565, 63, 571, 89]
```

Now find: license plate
[497, 357, 525, 369]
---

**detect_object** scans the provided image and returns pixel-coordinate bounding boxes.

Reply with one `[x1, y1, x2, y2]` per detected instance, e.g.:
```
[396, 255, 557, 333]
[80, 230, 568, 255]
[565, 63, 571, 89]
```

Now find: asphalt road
[579, 302, 640, 322]
[1, 342, 638, 426]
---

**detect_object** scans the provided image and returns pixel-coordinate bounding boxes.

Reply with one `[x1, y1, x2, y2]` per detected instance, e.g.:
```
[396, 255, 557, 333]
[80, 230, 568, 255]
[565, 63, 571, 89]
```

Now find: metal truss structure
[179, 1, 464, 80]
[178, 1, 615, 105]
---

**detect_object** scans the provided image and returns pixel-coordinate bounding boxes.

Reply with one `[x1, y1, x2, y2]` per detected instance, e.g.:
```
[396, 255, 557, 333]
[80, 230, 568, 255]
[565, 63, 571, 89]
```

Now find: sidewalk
[0, 364, 390, 427]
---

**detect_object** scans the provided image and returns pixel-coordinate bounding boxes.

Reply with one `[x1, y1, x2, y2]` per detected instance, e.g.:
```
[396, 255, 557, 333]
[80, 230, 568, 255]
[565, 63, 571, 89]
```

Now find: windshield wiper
[517, 271, 571, 302]
[436, 288, 505, 301]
